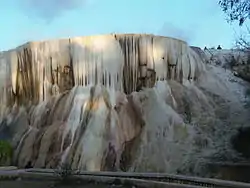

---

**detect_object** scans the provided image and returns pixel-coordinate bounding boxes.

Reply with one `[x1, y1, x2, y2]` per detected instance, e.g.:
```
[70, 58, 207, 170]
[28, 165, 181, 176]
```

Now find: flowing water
[0, 34, 249, 178]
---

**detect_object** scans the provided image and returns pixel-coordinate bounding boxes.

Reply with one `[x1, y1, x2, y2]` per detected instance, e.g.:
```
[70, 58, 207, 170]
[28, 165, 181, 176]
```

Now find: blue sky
[0, 0, 247, 51]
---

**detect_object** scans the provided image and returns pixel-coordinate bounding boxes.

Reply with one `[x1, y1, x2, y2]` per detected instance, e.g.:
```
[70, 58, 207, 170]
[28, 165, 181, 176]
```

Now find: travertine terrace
[0, 34, 248, 176]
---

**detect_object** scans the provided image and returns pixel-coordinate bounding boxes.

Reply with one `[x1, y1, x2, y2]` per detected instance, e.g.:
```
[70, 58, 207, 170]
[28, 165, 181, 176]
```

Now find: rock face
[204, 49, 249, 67]
[203, 48, 250, 80]
[0, 34, 249, 176]
[0, 34, 203, 106]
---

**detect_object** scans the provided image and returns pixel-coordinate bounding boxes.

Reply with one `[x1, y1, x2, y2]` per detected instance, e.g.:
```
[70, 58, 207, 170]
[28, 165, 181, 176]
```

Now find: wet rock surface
[0, 34, 250, 178]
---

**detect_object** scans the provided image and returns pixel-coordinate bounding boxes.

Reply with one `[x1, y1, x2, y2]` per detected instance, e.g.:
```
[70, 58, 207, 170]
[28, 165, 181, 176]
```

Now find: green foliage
[219, 0, 250, 26]
[0, 140, 13, 165]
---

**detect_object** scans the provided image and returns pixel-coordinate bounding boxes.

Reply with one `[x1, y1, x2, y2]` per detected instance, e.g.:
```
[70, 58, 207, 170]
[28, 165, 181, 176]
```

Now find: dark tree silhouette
[219, 0, 250, 26]
[219, 0, 250, 50]
[217, 45, 222, 49]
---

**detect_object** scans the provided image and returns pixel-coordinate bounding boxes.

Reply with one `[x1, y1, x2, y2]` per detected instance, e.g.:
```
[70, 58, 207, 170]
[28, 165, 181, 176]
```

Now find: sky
[0, 0, 248, 51]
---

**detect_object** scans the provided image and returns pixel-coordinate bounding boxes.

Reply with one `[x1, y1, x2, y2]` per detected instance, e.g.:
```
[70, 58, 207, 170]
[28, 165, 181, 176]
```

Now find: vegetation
[54, 162, 80, 184]
[228, 55, 240, 68]
[219, 0, 250, 26]
[235, 27, 250, 50]
[219, 0, 250, 50]
[0, 140, 13, 166]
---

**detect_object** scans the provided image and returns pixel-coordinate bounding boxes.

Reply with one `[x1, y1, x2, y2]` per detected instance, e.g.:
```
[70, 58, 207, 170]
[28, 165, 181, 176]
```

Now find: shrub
[0, 140, 13, 166]
[247, 53, 250, 65]
[54, 162, 80, 184]
[229, 55, 238, 68]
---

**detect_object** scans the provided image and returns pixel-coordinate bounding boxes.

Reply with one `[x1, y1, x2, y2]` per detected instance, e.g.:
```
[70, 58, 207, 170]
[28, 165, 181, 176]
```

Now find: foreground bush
[0, 140, 13, 166]
[54, 162, 80, 184]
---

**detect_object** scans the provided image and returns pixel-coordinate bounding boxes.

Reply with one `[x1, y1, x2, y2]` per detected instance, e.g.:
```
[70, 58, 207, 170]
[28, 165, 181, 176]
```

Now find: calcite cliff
[0, 34, 248, 176]
[0, 34, 205, 107]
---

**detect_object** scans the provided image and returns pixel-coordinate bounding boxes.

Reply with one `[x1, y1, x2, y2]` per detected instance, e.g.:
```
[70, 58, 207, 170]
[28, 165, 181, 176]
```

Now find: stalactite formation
[0, 34, 205, 107]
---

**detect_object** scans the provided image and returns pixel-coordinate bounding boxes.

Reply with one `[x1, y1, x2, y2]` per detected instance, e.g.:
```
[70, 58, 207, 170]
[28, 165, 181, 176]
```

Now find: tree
[235, 26, 250, 50]
[219, 0, 250, 51]
[219, 0, 250, 26]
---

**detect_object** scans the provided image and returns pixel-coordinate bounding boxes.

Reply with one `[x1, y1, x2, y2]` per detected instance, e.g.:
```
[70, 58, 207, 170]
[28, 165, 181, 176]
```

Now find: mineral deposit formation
[0, 34, 247, 176]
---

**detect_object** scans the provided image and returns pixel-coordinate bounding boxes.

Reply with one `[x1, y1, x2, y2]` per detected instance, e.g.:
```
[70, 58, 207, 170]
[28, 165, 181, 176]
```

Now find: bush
[228, 55, 237, 68]
[247, 53, 250, 65]
[0, 140, 13, 166]
[54, 162, 80, 183]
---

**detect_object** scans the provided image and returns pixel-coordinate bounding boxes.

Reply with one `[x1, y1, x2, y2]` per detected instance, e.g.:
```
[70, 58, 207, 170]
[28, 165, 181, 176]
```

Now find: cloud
[158, 22, 196, 43]
[21, 0, 89, 21]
